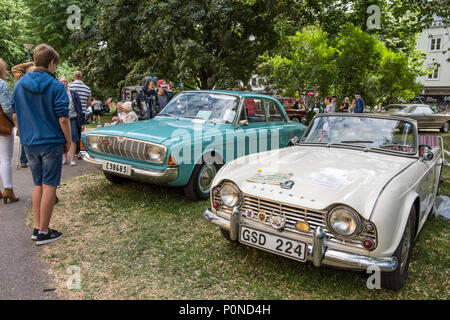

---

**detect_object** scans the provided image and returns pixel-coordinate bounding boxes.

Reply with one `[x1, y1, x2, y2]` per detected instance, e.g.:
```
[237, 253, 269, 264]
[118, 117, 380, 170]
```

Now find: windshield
[158, 92, 240, 123]
[302, 116, 416, 154]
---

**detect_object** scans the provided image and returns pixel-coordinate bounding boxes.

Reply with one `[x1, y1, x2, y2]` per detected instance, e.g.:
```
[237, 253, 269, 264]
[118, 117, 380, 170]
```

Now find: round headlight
[220, 183, 241, 208]
[328, 207, 361, 237]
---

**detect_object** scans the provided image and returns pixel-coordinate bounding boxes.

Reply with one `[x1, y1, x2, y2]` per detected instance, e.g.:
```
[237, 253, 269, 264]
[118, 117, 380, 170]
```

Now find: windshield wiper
[340, 140, 374, 144]
[183, 116, 205, 120]
[183, 116, 216, 123]
[158, 113, 179, 120]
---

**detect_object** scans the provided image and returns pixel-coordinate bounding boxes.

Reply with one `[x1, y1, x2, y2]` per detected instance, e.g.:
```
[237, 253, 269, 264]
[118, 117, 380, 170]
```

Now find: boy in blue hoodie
[12, 44, 71, 246]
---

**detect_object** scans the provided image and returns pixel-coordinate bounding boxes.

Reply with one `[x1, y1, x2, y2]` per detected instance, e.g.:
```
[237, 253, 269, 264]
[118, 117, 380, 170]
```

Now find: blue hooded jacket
[12, 70, 69, 151]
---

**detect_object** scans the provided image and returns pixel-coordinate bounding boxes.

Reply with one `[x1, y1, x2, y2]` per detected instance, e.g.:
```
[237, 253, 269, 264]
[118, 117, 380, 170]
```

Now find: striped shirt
[69, 80, 91, 114]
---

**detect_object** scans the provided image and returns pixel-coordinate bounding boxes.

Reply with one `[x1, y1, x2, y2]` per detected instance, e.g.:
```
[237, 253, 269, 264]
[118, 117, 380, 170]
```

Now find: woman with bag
[0, 58, 19, 204]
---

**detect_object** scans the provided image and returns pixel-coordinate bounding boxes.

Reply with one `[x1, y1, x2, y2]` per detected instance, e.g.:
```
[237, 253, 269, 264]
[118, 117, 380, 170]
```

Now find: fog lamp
[295, 221, 310, 233]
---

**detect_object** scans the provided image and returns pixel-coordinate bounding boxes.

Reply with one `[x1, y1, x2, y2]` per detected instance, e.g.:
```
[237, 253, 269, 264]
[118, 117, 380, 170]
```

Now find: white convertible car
[204, 114, 443, 290]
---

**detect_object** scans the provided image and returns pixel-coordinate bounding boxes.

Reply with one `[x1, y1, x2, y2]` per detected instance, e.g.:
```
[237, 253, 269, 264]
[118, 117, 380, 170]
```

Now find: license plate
[103, 161, 132, 176]
[239, 226, 306, 262]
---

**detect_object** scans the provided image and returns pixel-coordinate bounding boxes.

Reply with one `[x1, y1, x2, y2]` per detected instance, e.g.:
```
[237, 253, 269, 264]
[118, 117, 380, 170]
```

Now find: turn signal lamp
[80, 140, 85, 151]
[168, 154, 178, 167]
[295, 221, 310, 233]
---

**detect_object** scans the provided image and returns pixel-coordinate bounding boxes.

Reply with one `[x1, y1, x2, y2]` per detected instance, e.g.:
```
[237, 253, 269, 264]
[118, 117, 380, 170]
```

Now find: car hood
[214, 145, 418, 219]
[84, 117, 227, 145]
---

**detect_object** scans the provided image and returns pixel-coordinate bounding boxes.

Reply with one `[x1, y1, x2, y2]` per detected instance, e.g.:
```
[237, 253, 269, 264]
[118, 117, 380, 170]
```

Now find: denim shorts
[25, 145, 64, 186]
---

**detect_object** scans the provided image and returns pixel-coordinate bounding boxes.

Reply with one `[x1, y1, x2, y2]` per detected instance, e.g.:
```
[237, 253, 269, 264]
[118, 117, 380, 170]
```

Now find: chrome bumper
[203, 208, 398, 272]
[81, 151, 178, 184]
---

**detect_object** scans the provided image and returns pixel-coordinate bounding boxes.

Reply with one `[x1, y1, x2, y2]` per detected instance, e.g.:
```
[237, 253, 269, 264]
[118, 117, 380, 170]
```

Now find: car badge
[280, 180, 295, 189]
[257, 210, 267, 223]
[246, 210, 254, 219]
[269, 212, 286, 231]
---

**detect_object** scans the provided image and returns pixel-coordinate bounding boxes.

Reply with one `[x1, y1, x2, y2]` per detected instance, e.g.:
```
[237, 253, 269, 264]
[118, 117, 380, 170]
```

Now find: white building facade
[417, 18, 450, 101]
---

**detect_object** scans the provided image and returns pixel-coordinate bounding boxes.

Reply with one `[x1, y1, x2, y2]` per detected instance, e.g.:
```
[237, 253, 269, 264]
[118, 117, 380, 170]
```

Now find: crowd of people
[0, 42, 180, 246]
[318, 93, 365, 113]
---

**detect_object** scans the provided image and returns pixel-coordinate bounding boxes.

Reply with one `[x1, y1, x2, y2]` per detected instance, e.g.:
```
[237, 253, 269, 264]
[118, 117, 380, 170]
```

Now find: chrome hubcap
[198, 164, 216, 193]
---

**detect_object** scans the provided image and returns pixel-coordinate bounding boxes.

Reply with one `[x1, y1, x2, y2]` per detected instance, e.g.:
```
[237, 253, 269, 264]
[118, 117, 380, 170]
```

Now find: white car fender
[370, 183, 419, 257]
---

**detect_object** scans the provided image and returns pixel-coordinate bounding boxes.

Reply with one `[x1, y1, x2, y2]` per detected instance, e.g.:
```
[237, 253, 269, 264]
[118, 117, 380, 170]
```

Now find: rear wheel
[184, 162, 218, 200]
[103, 171, 129, 184]
[381, 206, 416, 290]
[440, 121, 449, 133]
[291, 117, 300, 123]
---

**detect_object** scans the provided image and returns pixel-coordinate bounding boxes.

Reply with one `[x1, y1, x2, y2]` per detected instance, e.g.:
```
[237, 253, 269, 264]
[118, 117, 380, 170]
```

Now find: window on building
[427, 64, 440, 80]
[430, 36, 443, 51]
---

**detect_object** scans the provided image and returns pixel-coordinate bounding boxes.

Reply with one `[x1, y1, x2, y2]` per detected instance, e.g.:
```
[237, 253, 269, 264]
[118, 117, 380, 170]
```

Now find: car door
[419, 105, 439, 128]
[417, 148, 441, 221]
[408, 106, 429, 128]
[263, 99, 291, 150]
[234, 98, 269, 158]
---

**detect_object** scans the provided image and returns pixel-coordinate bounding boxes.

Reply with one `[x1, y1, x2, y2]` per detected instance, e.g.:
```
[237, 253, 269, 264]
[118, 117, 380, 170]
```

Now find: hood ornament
[280, 180, 295, 189]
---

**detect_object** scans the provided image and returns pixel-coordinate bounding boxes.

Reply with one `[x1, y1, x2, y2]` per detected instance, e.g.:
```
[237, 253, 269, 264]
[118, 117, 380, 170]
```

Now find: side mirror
[422, 148, 434, 161]
[238, 120, 248, 126]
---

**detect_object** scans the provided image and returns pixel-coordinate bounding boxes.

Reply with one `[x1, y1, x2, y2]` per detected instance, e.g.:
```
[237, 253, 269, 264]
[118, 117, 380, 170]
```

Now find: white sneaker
[70, 161, 77, 166]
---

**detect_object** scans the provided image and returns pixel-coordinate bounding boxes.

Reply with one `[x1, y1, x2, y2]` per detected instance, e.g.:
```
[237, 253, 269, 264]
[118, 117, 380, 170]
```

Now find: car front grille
[86, 135, 162, 162]
[213, 192, 377, 250]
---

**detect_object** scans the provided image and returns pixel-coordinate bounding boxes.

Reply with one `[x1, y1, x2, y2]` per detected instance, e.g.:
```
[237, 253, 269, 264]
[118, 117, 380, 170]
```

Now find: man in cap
[155, 79, 173, 116]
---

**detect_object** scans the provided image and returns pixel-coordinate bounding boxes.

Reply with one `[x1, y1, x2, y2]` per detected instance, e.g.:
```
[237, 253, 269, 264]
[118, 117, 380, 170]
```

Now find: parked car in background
[390, 104, 450, 132]
[81, 91, 306, 200]
[121, 86, 148, 120]
[276, 96, 307, 123]
[378, 104, 409, 114]
[204, 114, 442, 290]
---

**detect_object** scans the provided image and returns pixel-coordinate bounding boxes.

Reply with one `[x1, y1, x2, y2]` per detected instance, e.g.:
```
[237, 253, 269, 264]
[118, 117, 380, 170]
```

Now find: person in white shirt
[324, 96, 334, 113]
[111, 101, 124, 124]
[120, 102, 138, 123]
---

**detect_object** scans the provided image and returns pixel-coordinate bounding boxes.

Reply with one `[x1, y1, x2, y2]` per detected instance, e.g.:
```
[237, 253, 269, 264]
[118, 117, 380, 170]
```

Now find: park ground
[28, 127, 450, 300]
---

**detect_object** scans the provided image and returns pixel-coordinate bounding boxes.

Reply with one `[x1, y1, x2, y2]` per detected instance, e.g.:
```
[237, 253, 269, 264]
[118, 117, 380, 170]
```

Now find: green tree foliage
[260, 24, 424, 106]
[335, 23, 385, 101]
[259, 25, 337, 96]
[24, 0, 99, 59]
[0, 0, 28, 68]
[75, 0, 280, 94]
[376, 50, 424, 100]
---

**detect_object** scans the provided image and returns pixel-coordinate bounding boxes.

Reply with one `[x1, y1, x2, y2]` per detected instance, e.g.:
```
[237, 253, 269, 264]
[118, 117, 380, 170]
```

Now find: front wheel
[184, 162, 218, 200]
[381, 206, 416, 290]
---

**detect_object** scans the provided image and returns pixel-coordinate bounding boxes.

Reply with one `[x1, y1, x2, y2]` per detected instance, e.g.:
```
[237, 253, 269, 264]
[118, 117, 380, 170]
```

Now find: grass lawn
[84, 114, 114, 130]
[31, 131, 450, 300]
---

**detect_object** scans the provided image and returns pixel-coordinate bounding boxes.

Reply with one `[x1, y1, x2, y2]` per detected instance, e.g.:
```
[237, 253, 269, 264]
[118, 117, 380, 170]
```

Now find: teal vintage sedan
[81, 91, 306, 200]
